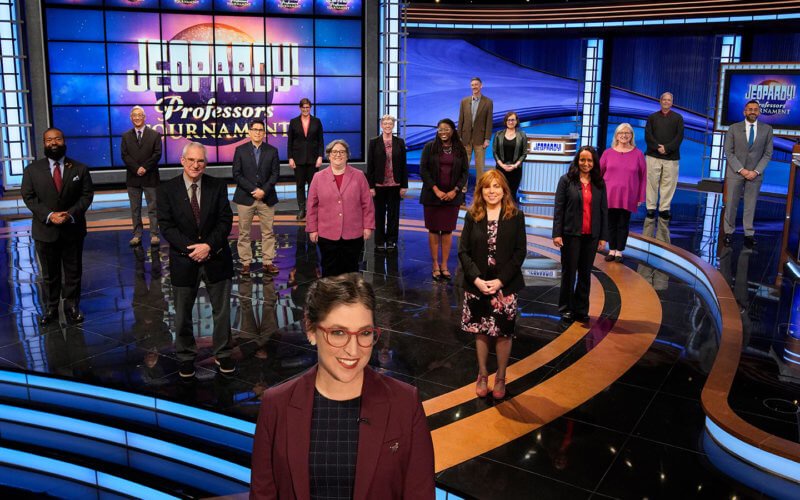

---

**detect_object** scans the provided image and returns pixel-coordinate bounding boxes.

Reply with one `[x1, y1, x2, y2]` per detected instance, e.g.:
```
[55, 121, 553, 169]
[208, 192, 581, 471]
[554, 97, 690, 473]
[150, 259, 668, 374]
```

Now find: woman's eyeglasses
[316, 325, 382, 348]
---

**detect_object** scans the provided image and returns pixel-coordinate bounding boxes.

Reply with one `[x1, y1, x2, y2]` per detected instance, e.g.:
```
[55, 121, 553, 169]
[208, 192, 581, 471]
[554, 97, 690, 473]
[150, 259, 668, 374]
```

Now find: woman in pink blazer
[306, 140, 375, 277]
[250, 273, 435, 500]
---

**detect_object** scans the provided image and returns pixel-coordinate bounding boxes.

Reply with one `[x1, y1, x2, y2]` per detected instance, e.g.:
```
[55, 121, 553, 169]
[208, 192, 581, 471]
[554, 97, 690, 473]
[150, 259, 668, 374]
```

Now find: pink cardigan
[306, 165, 375, 240]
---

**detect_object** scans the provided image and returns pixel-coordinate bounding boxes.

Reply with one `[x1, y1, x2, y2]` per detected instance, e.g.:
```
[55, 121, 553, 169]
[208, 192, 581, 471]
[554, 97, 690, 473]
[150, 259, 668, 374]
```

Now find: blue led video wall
[406, 36, 583, 168]
[43, 0, 364, 169]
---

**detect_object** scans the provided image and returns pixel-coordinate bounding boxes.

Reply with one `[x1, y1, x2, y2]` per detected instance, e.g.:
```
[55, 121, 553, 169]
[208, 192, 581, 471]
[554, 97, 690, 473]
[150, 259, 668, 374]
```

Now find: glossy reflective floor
[0, 185, 796, 499]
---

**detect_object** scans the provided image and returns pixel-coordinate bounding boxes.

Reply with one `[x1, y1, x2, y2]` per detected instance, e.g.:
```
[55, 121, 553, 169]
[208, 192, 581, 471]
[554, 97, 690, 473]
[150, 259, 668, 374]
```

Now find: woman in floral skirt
[458, 170, 527, 399]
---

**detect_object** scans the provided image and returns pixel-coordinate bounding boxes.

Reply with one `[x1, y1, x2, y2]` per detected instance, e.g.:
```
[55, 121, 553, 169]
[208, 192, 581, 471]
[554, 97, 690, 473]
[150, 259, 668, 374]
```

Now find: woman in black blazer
[366, 114, 408, 252]
[552, 146, 608, 324]
[459, 170, 527, 399]
[419, 118, 469, 281]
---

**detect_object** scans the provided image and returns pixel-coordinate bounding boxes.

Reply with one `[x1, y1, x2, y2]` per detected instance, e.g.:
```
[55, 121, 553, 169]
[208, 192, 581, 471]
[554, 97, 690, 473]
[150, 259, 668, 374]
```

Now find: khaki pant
[645, 156, 679, 212]
[237, 201, 276, 266]
[465, 143, 487, 180]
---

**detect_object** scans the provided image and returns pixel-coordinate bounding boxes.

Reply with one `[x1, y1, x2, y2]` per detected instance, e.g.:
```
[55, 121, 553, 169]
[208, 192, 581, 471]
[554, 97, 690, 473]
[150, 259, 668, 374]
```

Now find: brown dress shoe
[265, 263, 279, 275]
[241, 264, 251, 274]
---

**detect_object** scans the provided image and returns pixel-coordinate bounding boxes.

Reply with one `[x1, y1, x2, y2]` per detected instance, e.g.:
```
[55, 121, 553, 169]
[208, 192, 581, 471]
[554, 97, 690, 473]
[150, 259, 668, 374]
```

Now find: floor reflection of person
[236, 276, 278, 360]
[306, 139, 374, 277]
[132, 246, 171, 382]
[459, 171, 526, 400]
[637, 216, 670, 291]
[367, 115, 408, 253]
[251, 273, 435, 499]
[492, 111, 528, 201]
[553, 146, 608, 324]
[599, 123, 646, 263]
[420, 118, 469, 282]
[289, 226, 321, 311]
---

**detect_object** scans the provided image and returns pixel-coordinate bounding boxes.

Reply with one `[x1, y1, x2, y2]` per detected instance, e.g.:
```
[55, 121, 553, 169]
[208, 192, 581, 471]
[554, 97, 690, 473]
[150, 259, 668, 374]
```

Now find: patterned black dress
[460, 219, 518, 337]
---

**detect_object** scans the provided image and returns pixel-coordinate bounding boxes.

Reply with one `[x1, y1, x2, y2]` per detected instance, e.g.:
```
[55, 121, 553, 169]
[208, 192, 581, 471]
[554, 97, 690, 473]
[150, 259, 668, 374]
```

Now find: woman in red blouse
[552, 146, 608, 323]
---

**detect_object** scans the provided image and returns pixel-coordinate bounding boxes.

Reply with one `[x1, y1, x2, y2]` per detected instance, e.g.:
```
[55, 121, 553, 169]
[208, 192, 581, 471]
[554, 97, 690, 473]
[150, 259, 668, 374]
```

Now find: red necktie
[53, 161, 63, 193]
[190, 183, 201, 225]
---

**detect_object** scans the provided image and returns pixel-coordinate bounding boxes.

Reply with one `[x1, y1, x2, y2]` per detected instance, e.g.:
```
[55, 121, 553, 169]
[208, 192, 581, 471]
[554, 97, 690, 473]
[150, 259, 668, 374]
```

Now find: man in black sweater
[644, 92, 684, 220]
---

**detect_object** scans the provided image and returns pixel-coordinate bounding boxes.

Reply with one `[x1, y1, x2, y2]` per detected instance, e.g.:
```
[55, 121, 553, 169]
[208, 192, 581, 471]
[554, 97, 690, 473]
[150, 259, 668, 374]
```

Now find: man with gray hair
[644, 92, 684, 220]
[157, 142, 235, 378]
[122, 106, 162, 246]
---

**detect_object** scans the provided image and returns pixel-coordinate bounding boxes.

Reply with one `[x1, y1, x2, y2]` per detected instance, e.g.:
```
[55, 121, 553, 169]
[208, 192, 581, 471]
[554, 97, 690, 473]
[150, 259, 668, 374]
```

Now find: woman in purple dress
[459, 170, 527, 399]
[419, 118, 469, 281]
[599, 123, 646, 263]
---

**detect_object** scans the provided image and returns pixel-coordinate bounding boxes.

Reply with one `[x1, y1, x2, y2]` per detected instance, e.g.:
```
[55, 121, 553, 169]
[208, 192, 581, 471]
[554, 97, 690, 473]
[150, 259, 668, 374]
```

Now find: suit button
[339, 213, 342, 217]
[338, 200, 341, 204]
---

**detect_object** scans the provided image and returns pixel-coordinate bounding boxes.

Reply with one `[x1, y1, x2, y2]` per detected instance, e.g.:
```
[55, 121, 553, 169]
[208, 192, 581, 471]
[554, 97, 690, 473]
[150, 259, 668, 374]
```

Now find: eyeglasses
[317, 325, 382, 348]
[250, 128, 265, 133]
[329, 149, 348, 156]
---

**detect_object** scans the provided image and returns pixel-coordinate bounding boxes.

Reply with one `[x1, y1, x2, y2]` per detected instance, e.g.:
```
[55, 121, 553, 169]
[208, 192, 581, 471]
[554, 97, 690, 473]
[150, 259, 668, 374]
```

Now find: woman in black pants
[552, 146, 608, 323]
[366, 114, 408, 252]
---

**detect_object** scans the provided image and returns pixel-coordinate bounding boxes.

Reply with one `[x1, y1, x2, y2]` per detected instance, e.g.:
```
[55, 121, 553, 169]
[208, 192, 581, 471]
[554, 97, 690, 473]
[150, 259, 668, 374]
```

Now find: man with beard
[21, 128, 94, 325]
[121, 106, 162, 247]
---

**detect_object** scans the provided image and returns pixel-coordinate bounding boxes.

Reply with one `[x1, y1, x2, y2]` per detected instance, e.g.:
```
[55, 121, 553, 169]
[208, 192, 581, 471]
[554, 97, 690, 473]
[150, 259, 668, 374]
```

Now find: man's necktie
[748, 124, 754, 147]
[53, 161, 63, 193]
[137, 130, 142, 145]
[190, 183, 201, 225]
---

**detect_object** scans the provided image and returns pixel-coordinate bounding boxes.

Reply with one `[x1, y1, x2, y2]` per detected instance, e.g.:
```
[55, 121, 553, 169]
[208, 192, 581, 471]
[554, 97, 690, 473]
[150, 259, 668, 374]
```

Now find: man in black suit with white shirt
[122, 106, 162, 247]
[21, 128, 94, 325]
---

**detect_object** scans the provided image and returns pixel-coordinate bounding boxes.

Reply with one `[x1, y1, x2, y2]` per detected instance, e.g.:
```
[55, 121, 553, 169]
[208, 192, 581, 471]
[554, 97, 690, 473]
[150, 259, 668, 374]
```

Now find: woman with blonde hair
[599, 123, 645, 262]
[458, 170, 527, 399]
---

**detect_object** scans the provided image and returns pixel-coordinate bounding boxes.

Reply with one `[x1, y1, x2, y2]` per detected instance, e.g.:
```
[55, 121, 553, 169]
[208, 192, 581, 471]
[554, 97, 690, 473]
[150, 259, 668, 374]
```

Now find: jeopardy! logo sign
[529, 141, 566, 154]
[745, 80, 797, 117]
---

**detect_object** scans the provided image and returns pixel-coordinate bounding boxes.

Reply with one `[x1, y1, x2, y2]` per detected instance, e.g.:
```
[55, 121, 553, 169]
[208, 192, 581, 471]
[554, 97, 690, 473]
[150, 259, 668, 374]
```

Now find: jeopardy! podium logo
[529, 140, 566, 154]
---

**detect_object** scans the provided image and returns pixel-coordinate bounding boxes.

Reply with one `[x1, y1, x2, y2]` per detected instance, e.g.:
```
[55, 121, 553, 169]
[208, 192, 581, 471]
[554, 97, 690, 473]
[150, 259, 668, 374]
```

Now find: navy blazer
[21, 157, 94, 243]
[232, 141, 280, 207]
[287, 116, 324, 166]
[366, 135, 408, 188]
[552, 175, 609, 240]
[458, 209, 527, 295]
[121, 127, 162, 188]
[157, 173, 233, 287]
[250, 366, 435, 500]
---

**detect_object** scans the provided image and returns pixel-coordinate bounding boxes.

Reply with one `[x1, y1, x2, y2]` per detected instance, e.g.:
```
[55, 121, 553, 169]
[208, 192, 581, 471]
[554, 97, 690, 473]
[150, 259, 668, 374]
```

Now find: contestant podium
[519, 134, 578, 205]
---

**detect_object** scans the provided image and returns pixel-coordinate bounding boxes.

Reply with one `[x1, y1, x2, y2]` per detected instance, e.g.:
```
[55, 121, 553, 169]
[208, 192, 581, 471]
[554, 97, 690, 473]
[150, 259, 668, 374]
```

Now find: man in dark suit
[723, 99, 774, 247]
[232, 119, 280, 276]
[121, 106, 162, 247]
[21, 128, 94, 325]
[458, 77, 493, 181]
[157, 142, 235, 378]
[287, 97, 324, 220]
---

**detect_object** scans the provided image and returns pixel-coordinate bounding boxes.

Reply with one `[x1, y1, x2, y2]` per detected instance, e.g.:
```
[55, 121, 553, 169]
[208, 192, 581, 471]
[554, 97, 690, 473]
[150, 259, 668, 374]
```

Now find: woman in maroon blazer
[250, 273, 435, 500]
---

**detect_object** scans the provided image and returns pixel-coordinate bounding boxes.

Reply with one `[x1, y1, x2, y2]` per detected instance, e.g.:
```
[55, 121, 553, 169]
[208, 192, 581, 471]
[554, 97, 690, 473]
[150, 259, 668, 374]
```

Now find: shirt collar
[48, 157, 65, 168]
[134, 126, 146, 133]
[183, 173, 202, 190]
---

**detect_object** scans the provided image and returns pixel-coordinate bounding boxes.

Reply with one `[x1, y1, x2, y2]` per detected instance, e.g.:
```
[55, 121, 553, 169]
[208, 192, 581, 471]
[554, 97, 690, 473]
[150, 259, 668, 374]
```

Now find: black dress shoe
[386, 242, 397, 252]
[658, 210, 671, 220]
[178, 360, 196, 378]
[723, 233, 733, 246]
[744, 236, 757, 248]
[646, 210, 656, 219]
[560, 311, 574, 322]
[64, 307, 84, 324]
[573, 313, 590, 323]
[40, 308, 58, 325]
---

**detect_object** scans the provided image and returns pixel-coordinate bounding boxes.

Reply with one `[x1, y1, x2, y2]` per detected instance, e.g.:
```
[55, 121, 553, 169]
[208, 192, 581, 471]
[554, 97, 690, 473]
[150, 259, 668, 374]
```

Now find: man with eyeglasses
[158, 142, 236, 378]
[121, 106, 162, 247]
[287, 98, 324, 220]
[232, 119, 281, 275]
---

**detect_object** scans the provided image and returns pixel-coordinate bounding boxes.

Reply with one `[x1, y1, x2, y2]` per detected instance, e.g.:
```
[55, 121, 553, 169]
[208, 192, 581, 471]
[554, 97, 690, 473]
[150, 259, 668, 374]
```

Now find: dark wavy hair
[304, 273, 376, 330]
[566, 146, 604, 189]
[430, 118, 466, 160]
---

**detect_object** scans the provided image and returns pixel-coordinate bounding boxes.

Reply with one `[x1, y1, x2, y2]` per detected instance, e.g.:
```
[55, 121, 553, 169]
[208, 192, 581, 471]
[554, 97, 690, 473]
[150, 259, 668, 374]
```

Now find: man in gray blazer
[723, 99, 773, 247]
[121, 106, 162, 247]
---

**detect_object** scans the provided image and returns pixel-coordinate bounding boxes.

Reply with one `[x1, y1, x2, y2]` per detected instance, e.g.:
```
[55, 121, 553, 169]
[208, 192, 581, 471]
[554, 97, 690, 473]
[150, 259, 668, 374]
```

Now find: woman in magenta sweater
[599, 123, 646, 263]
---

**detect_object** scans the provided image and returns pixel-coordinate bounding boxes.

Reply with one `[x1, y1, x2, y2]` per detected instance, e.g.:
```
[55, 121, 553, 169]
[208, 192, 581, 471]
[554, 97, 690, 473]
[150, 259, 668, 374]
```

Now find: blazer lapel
[353, 368, 390, 500]
[288, 368, 315, 500]
[339, 167, 354, 195]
